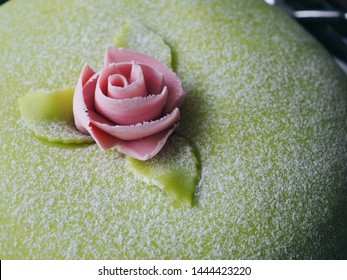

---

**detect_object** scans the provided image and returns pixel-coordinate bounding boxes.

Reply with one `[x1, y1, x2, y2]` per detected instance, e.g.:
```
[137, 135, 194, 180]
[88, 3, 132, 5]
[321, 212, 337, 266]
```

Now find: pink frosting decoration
[73, 46, 186, 160]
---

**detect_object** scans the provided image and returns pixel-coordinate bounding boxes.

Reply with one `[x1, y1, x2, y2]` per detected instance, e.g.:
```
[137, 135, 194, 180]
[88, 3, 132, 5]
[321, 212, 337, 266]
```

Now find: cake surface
[1, 0, 347, 259]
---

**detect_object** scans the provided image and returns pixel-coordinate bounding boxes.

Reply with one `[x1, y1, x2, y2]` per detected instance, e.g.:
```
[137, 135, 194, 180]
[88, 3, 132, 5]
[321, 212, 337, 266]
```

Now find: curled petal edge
[87, 122, 178, 161]
[94, 85, 168, 125]
[116, 124, 178, 161]
[73, 64, 97, 134]
[89, 107, 180, 140]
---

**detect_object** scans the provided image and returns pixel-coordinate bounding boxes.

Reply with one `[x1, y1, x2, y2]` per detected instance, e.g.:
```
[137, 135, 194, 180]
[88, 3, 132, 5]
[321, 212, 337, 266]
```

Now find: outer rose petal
[105, 46, 186, 113]
[88, 123, 120, 149]
[86, 122, 177, 160]
[116, 125, 177, 161]
[73, 64, 97, 134]
[89, 107, 180, 140]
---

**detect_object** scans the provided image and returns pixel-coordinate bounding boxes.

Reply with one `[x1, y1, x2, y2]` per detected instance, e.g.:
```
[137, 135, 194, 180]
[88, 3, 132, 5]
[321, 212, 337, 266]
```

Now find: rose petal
[73, 64, 97, 134]
[85, 122, 177, 161]
[95, 85, 168, 125]
[117, 125, 177, 160]
[80, 63, 96, 86]
[89, 107, 180, 140]
[138, 63, 165, 95]
[88, 122, 120, 149]
[105, 46, 186, 113]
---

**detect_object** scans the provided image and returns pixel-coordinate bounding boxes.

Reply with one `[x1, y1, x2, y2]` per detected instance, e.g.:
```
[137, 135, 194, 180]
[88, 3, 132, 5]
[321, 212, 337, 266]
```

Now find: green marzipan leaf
[114, 21, 173, 68]
[18, 88, 93, 144]
[127, 135, 201, 207]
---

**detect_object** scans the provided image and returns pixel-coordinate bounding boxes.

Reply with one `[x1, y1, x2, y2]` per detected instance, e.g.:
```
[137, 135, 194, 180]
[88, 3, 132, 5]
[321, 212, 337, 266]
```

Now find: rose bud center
[108, 74, 128, 89]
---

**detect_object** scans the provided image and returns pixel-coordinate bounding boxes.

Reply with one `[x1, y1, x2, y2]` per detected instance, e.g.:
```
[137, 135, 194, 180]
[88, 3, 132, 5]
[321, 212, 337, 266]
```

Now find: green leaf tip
[127, 135, 201, 207]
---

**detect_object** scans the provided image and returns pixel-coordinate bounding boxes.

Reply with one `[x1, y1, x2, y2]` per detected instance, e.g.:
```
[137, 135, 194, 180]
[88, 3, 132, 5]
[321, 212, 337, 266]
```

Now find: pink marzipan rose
[73, 46, 186, 160]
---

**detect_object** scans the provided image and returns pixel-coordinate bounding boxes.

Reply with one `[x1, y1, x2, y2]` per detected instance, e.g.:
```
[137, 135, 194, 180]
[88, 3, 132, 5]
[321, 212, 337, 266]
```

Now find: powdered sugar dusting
[1, 0, 347, 259]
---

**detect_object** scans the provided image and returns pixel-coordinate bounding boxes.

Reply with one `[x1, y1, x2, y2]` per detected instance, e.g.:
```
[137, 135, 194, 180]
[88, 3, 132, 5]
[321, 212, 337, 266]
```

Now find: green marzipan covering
[1, 0, 347, 259]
